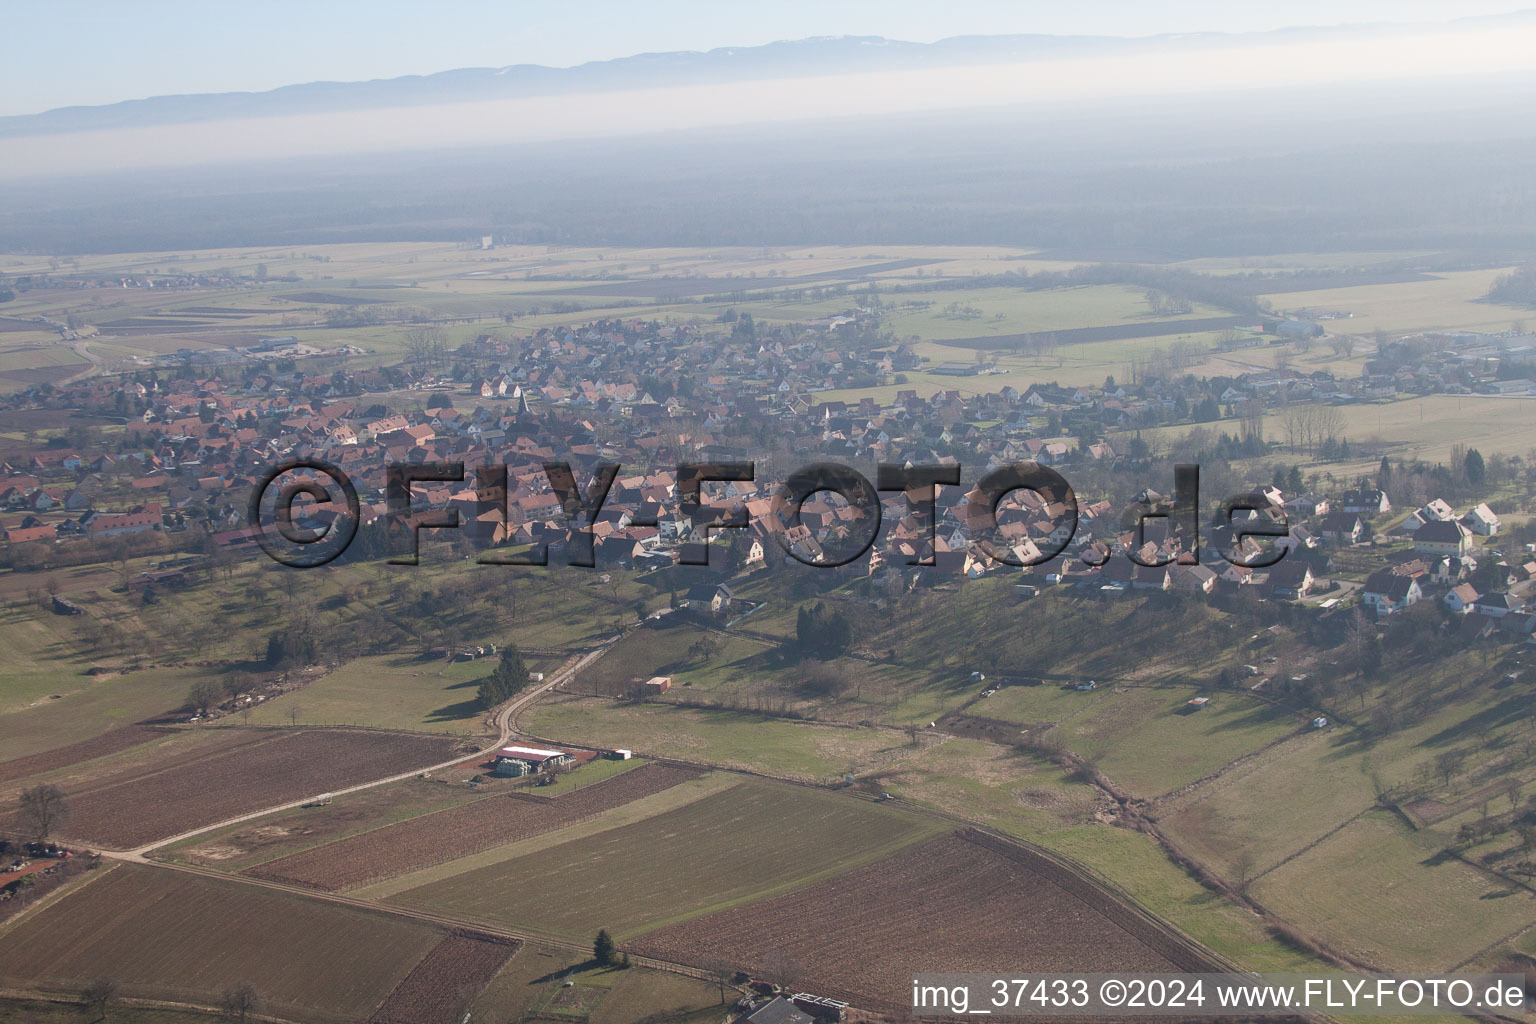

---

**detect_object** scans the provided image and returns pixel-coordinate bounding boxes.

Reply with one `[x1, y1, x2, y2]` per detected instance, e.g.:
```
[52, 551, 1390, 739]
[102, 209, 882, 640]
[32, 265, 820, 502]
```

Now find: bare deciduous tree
[220, 983, 260, 1022]
[81, 978, 119, 1022]
[1232, 849, 1258, 898]
[18, 784, 68, 844]
[187, 679, 220, 716]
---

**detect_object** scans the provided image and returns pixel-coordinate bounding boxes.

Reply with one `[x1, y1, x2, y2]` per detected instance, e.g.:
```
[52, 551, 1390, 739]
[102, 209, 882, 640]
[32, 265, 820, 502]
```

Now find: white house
[1461, 503, 1501, 536]
[1444, 583, 1480, 614]
[1362, 571, 1422, 617]
[1414, 520, 1473, 558]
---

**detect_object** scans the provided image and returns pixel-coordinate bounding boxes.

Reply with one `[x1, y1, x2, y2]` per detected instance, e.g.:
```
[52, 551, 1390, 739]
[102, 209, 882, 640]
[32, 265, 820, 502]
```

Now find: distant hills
[5, 14, 1532, 138]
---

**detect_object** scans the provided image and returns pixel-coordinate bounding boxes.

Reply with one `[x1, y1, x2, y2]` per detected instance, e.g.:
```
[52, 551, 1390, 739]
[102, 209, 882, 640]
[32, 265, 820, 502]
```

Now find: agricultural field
[34, 728, 465, 849]
[246, 762, 703, 891]
[351, 772, 741, 901]
[1254, 810, 1536, 972]
[865, 735, 1100, 833]
[0, 997, 220, 1024]
[238, 653, 497, 734]
[876, 283, 1229, 344]
[527, 696, 922, 781]
[630, 829, 1217, 1013]
[387, 779, 946, 939]
[1127, 393, 1536, 467]
[1035, 823, 1322, 974]
[0, 660, 213, 763]
[0, 334, 90, 394]
[0, 863, 449, 1023]
[1258, 267, 1528, 335]
[365, 934, 520, 1024]
[0, 723, 169, 786]
[0, 727, 263, 805]
[468, 941, 725, 1024]
[157, 773, 496, 871]
[1056, 685, 1299, 799]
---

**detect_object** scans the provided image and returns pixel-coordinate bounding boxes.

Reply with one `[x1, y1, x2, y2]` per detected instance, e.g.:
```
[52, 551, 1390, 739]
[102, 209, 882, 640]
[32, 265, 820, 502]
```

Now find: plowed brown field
[629, 828, 1219, 1013]
[247, 762, 703, 891]
[40, 729, 463, 849]
[366, 933, 521, 1024]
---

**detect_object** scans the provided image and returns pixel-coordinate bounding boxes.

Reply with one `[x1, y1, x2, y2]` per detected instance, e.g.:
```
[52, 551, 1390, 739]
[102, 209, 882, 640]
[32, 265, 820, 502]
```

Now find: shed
[494, 745, 570, 774]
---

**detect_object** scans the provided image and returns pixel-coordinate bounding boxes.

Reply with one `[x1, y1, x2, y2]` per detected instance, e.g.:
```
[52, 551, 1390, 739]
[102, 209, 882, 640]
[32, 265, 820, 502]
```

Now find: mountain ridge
[7, 14, 1532, 139]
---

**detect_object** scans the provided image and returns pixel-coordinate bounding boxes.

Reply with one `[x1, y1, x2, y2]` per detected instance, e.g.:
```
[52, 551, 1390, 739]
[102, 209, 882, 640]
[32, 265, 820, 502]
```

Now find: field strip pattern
[0, 725, 172, 786]
[1157, 728, 1329, 813]
[0, 862, 444, 1022]
[364, 933, 522, 1024]
[382, 781, 950, 940]
[630, 827, 1220, 1013]
[246, 762, 705, 892]
[30, 729, 463, 849]
[351, 771, 742, 900]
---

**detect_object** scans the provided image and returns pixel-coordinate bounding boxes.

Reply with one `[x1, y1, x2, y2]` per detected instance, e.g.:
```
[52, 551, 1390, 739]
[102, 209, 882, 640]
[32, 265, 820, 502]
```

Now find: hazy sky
[3, 0, 1531, 117]
[6, 13, 1535, 181]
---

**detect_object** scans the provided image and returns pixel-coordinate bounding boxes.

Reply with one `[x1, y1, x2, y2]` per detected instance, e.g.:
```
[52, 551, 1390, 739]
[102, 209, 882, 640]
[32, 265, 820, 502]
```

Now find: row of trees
[1276, 403, 1345, 457]
[73, 977, 259, 1022]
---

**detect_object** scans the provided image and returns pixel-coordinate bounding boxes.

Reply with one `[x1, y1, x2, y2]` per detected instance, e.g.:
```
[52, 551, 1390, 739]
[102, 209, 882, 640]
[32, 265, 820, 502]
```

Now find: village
[0, 308, 1532, 653]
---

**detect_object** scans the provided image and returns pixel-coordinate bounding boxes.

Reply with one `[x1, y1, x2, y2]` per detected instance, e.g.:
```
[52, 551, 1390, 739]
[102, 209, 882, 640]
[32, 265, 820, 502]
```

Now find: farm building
[492, 745, 570, 776]
[740, 996, 815, 1024]
[792, 993, 849, 1021]
[127, 569, 187, 592]
[642, 676, 671, 695]
[683, 583, 733, 618]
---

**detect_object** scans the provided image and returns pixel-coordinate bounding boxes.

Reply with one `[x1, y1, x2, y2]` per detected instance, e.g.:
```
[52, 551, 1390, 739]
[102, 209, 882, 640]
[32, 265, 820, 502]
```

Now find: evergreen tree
[476, 643, 530, 709]
[1465, 448, 1486, 487]
[593, 929, 616, 966]
[795, 602, 852, 659]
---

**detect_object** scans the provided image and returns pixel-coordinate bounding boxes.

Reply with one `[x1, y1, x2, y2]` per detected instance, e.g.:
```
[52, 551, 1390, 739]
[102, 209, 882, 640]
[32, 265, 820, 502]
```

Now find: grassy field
[572, 626, 765, 696]
[1258, 268, 1528, 335]
[1159, 649, 1524, 884]
[876, 284, 1227, 343]
[1121, 392, 1536, 468]
[0, 997, 222, 1024]
[467, 940, 724, 1024]
[0, 665, 209, 762]
[388, 779, 945, 939]
[0, 604, 104, 709]
[239, 653, 491, 734]
[528, 696, 919, 781]
[0, 863, 444, 1022]
[1255, 810, 1536, 971]
[1037, 823, 1322, 974]
[1059, 685, 1299, 799]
